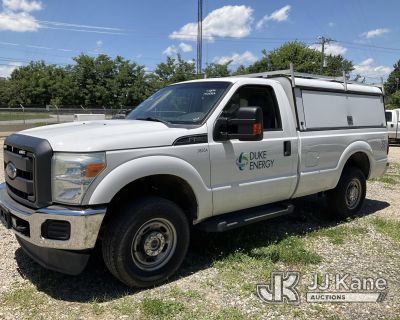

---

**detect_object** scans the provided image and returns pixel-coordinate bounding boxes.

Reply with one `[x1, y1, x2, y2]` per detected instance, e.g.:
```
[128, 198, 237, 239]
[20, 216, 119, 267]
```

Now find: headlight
[52, 152, 106, 205]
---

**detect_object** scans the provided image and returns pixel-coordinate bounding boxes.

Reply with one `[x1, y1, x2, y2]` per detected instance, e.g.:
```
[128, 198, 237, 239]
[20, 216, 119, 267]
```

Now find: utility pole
[317, 36, 334, 74]
[197, 0, 203, 76]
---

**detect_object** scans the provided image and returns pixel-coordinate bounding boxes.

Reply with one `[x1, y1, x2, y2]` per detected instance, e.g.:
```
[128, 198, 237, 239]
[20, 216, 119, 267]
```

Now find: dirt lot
[0, 138, 399, 320]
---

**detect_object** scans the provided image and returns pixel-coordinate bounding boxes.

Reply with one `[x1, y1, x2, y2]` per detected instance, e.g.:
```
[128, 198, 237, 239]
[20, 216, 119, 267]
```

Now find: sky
[0, 0, 399, 81]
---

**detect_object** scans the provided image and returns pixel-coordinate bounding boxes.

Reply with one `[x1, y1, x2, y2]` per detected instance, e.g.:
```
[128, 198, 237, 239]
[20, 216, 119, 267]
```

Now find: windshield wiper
[136, 117, 170, 125]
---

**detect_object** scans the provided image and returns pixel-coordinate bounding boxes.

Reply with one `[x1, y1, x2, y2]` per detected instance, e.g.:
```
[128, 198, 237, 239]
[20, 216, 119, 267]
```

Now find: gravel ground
[0, 138, 399, 320]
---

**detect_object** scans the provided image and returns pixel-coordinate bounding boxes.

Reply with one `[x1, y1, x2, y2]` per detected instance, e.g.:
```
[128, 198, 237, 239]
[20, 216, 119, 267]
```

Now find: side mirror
[214, 106, 263, 142]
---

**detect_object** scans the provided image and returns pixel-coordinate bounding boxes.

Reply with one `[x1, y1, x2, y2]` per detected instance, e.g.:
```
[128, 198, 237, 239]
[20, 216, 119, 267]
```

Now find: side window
[385, 112, 392, 122]
[223, 85, 282, 131]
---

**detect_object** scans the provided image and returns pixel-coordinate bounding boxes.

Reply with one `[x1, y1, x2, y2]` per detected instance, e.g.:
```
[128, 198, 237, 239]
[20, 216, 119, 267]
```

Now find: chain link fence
[0, 105, 133, 132]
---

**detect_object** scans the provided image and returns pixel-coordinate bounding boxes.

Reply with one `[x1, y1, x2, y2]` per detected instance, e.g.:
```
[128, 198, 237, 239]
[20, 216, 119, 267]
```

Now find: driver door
[209, 85, 298, 215]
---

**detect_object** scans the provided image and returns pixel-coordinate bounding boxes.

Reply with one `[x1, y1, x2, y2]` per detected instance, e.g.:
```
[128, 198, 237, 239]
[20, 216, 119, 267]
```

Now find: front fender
[86, 155, 212, 221]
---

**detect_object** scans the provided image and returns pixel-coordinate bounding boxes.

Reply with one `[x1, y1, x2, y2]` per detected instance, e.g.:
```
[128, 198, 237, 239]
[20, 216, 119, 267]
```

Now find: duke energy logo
[236, 152, 249, 171]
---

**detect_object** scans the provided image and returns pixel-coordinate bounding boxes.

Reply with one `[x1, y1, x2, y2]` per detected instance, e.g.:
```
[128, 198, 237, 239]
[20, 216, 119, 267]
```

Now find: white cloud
[328, 22, 335, 27]
[179, 42, 192, 53]
[309, 42, 348, 55]
[170, 5, 253, 41]
[213, 51, 257, 65]
[3, 0, 42, 12]
[163, 45, 178, 56]
[361, 28, 389, 39]
[0, 11, 39, 31]
[359, 58, 374, 66]
[353, 58, 392, 77]
[163, 43, 193, 56]
[95, 40, 103, 52]
[0, 61, 22, 78]
[256, 5, 291, 30]
[0, 0, 42, 32]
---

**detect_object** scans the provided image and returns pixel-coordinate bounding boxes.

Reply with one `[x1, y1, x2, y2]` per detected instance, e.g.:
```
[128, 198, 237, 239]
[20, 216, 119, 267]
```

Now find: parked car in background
[113, 109, 133, 119]
[386, 108, 400, 143]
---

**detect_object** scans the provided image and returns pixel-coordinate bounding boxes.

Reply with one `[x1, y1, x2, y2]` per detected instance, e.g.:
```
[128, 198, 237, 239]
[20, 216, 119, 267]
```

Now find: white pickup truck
[386, 108, 400, 143]
[0, 70, 388, 288]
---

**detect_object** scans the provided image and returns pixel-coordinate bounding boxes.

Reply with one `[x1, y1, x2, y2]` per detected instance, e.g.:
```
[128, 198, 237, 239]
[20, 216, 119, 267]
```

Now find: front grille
[4, 145, 35, 203]
[4, 134, 53, 208]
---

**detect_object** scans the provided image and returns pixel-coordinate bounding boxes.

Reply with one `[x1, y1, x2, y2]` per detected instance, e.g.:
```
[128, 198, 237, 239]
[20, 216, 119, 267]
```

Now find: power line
[317, 36, 335, 73]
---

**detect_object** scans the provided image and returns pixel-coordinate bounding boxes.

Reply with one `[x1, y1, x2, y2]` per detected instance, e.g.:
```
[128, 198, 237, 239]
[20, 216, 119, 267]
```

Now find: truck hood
[19, 120, 204, 152]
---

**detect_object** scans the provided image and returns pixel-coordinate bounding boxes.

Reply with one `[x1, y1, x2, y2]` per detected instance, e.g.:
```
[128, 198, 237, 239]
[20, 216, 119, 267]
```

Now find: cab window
[223, 85, 282, 131]
[385, 111, 392, 122]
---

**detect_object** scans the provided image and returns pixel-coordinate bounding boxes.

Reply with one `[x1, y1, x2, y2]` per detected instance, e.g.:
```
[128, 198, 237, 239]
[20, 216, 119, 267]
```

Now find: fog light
[41, 220, 71, 240]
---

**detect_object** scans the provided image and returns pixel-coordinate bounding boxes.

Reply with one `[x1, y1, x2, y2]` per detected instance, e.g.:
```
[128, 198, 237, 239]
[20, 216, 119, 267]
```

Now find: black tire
[102, 196, 190, 288]
[327, 166, 366, 218]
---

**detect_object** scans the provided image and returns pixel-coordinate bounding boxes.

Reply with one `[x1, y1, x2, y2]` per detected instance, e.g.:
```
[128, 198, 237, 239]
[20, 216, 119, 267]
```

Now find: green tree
[204, 62, 231, 78]
[385, 59, 400, 96]
[113, 56, 150, 107]
[0, 77, 11, 106]
[72, 54, 116, 107]
[238, 42, 353, 76]
[150, 54, 196, 90]
[386, 91, 400, 109]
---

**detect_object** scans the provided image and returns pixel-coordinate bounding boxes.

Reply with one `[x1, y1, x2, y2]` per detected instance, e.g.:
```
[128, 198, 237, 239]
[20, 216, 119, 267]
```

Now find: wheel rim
[131, 218, 177, 271]
[345, 178, 362, 210]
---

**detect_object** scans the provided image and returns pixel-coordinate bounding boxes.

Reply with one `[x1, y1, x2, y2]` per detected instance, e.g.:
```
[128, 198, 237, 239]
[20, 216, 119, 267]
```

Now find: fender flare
[87, 155, 212, 221]
[332, 141, 374, 187]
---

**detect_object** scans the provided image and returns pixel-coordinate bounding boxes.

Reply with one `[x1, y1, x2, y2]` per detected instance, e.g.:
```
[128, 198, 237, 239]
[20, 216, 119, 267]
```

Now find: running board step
[196, 203, 294, 232]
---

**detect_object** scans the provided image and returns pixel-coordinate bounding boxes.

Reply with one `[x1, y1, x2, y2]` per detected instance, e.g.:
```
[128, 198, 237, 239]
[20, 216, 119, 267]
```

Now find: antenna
[197, 0, 203, 75]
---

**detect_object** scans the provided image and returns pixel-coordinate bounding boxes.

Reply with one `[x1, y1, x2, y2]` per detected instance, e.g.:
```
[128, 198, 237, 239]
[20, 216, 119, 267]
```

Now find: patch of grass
[0, 112, 51, 121]
[310, 225, 367, 245]
[211, 236, 321, 294]
[250, 236, 322, 265]
[112, 297, 138, 317]
[90, 298, 105, 316]
[141, 298, 186, 319]
[1, 286, 47, 319]
[372, 162, 400, 185]
[371, 218, 400, 243]
[169, 286, 203, 300]
[213, 307, 246, 320]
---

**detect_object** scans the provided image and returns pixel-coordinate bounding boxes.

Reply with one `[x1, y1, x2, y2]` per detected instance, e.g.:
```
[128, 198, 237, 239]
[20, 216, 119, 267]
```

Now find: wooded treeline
[0, 41, 399, 109]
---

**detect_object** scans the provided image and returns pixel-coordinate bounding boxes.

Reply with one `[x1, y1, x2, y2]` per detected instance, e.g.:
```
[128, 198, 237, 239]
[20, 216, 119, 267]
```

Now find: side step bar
[196, 203, 294, 232]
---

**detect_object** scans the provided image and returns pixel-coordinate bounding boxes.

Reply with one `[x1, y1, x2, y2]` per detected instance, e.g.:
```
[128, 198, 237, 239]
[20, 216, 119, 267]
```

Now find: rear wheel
[327, 166, 366, 218]
[102, 196, 190, 288]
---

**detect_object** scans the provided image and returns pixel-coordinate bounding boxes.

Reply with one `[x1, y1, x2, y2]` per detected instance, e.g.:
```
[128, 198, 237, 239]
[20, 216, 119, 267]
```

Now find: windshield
[127, 81, 231, 124]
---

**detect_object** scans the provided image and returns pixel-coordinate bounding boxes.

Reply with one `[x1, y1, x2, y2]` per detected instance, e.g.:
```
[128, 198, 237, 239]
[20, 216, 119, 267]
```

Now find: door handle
[391, 124, 394, 128]
[284, 141, 291, 157]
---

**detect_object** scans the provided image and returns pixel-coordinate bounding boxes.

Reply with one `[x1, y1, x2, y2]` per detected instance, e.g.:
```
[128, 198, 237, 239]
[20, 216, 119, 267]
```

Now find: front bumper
[0, 183, 106, 250]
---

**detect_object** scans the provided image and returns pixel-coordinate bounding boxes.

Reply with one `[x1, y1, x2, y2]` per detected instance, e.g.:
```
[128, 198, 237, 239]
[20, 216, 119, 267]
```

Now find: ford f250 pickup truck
[0, 70, 388, 288]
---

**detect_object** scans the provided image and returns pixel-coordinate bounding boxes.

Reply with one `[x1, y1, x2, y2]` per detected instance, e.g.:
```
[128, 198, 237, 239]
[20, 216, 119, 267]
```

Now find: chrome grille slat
[4, 150, 33, 172]
[4, 134, 53, 209]
[3, 143, 35, 204]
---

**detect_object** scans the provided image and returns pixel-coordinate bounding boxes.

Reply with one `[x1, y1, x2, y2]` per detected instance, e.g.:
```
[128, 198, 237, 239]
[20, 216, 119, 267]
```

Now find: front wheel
[327, 166, 366, 218]
[102, 196, 190, 288]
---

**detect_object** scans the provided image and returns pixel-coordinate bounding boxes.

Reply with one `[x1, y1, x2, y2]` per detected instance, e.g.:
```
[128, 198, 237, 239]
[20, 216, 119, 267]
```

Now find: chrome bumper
[0, 183, 106, 250]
